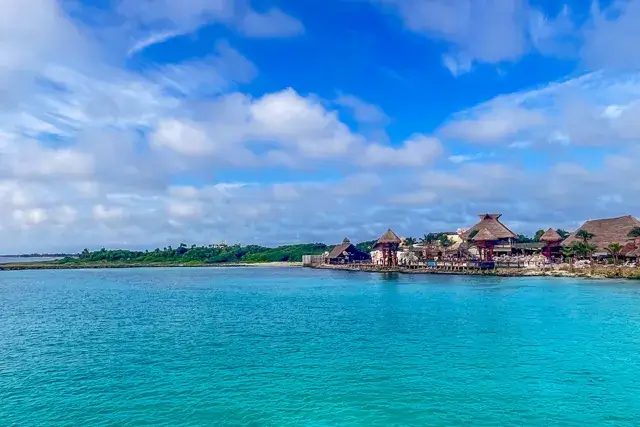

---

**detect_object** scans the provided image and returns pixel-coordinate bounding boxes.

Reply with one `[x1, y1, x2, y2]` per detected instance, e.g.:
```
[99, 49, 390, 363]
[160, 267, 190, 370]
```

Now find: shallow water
[2, 268, 640, 426]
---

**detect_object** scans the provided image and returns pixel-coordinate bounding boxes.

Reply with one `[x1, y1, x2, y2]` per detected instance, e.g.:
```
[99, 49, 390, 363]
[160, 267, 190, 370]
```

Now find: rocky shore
[311, 264, 640, 280]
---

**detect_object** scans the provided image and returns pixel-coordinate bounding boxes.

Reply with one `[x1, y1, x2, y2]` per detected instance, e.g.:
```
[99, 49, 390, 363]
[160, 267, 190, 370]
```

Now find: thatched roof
[540, 228, 563, 242]
[562, 215, 640, 251]
[626, 249, 639, 258]
[621, 242, 637, 257]
[326, 242, 353, 259]
[461, 213, 518, 241]
[326, 238, 365, 260]
[472, 228, 497, 242]
[376, 229, 402, 245]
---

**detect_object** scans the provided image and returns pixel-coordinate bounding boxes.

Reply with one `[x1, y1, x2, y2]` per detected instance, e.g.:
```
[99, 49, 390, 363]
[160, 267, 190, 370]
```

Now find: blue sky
[2, 0, 640, 252]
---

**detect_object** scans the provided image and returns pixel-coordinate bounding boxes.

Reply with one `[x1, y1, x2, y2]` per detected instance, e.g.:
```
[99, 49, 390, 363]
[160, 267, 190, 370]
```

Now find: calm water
[2, 268, 640, 426]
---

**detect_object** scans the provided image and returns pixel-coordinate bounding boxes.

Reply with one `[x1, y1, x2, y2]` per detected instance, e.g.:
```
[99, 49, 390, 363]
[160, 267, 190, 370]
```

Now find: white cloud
[13, 208, 48, 228]
[441, 107, 546, 143]
[151, 119, 214, 156]
[439, 70, 640, 146]
[378, 0, 532, 73]
[238, 8, 305, 38]
[378, 0, 640, 75]
[93, 204, 127, 222]
[120, 0, 304, 54]
[336, 94, 390, 125]
[361, 135, 443, 167]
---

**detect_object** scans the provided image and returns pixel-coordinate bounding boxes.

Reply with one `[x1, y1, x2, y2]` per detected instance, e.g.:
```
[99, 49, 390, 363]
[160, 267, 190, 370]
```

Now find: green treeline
[60, 242, 333, 265]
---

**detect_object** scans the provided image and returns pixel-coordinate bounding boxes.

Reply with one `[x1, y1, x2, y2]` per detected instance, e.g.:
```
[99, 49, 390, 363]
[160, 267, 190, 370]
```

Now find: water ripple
[1, 268, 640, 425]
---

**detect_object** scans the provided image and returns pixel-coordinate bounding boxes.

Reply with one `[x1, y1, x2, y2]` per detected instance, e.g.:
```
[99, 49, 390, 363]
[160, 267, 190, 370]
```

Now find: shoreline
[2, 261, 639, 280]
[0, 261, 303, 271]
[310, 264, 640, 280]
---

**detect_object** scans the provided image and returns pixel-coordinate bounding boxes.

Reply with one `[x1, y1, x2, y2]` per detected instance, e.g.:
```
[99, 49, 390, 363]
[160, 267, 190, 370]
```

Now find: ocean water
[2, 268, 640, 426]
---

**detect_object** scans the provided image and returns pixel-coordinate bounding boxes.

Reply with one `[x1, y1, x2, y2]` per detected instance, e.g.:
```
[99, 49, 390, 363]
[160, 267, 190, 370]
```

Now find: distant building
[371, 229, 402, 266]
[562, 215, 640, 256]
[325, 238, 370, 264]
[460, 213, 519, 261]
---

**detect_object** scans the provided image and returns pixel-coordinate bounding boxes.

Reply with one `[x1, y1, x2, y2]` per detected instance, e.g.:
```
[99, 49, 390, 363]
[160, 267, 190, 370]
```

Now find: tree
[562, 245, 575, 271]
[576, 230, 595, 243]
[404, 237, 417, 248]
[533, 229, 545, 242]
[518, 234, 533, 243]
[438, 234, 451, 249]
[571, 242, 597, 259]
[605, 242, 623, 265]
[557, 229, 570, 239]
[628, 227, 640, 239]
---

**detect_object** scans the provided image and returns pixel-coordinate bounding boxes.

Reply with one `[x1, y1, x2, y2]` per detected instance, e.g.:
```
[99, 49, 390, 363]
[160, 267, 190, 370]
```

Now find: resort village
[303, 214, 640, 273]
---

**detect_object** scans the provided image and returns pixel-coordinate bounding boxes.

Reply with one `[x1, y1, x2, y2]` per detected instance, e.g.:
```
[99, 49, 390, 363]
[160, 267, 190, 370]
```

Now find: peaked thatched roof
[327, 238, 364, 259]
[472, 228, 497, 242]
[540, 228, 563, 242]
[461, 213, 518, 240]
[376, 229, 402, 245]
[562, 215, 640, 251]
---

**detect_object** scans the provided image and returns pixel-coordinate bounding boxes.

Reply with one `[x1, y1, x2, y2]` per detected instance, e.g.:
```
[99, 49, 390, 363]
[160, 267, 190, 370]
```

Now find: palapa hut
[372, 229, 402, 266]
[325, 238, 370, 264]
[539, 228, 563, 260]
[625, 248, 639, 263]
[562, 215, 640, 255]
[472, 228, 498, 261]
[461, 213, 518, 257]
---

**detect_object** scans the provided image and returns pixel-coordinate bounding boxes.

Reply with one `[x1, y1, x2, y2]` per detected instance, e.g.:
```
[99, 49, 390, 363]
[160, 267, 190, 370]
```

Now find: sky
[2, 0, 640, 252]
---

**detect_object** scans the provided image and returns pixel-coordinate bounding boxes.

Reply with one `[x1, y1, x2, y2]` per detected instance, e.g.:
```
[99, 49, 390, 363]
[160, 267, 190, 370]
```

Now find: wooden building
[562, 215, 640, 255]
[461, 213, 518, 258]
[372, 229, 402, 267]
[472, 228, 498, 261]
[539, 228, 563, 260]
[325, 238, 370, 264]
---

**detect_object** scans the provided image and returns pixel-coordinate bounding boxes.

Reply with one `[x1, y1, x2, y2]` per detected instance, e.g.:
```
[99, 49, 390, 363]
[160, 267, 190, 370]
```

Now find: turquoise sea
[2, 267, 640, 426]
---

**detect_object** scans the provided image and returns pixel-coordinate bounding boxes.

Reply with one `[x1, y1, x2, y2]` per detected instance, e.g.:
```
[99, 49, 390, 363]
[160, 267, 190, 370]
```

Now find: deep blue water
[2, 267, 640, 426]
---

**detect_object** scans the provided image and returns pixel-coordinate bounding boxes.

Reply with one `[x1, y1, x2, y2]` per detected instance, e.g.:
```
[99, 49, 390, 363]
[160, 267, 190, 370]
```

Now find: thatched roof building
[326, 238, 369, 263]
[373, 229, 402, 248]
[472, 228, 497, 242]
[461, 214, 518, 241]
[539, 228, 563, 243]
[562, 215, 640, 251]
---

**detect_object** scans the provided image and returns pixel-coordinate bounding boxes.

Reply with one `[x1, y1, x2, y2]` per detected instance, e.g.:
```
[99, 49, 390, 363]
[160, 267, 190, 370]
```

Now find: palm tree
[438, 234, 451, 249]
[572, 242, 597, 259]
[606, 242, 623, 265]
[404, 237, 417, 248]
[562, 245, 575, 272]
[576, 230, 595, 243]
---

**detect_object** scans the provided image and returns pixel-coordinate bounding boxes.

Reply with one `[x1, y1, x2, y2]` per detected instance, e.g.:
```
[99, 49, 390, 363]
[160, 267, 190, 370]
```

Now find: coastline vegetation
[59, 243, 332, 265]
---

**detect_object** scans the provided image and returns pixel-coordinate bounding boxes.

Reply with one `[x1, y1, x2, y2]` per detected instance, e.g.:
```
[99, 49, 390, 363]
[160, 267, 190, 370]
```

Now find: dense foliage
[61, 243, 331, 265]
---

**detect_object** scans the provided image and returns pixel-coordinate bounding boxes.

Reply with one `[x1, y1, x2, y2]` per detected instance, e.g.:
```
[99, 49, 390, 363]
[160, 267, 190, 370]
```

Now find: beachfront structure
[461, 213, 518, 259]
[472, 228, 499, 261]
[562, 215, 640, 255]
[539, 228, 563, 260]
[372, 229, 402, 266]
[325, 238, 370, 264]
